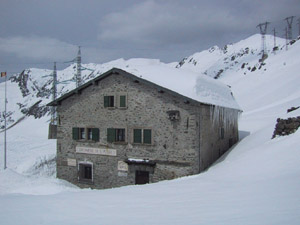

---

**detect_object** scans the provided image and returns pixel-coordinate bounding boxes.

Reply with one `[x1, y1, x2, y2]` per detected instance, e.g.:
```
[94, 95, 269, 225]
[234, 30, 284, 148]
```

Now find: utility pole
[257, 22, 270, 56]
[285, 27, 288, 51]
[51, 62, 57, 125]
[1, 71, 7, 169]
[76, 46, 81, 88]
[284, 16, 295, 40]
[297, 18, 300, 37]
[273, 28, 277, 53]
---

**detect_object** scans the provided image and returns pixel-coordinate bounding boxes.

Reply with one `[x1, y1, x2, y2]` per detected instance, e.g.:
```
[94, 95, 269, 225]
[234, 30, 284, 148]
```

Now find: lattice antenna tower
[257, 22, 270, 56]
[51, 62, 57, 125]
[285, 27, 289, 51]
[284, 16, 295, 40]
[76, 46, 82, 88]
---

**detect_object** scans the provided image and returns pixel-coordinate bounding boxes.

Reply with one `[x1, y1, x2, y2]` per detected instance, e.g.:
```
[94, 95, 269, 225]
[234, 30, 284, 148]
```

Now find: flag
[1, 72, 6, 77]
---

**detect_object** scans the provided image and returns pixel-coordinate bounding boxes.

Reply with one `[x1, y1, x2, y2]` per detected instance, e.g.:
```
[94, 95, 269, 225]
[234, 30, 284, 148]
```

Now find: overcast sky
[0, 0, 299, 74]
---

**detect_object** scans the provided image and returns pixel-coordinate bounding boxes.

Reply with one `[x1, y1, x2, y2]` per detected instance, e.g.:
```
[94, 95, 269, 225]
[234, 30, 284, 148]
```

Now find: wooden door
[135, 171, 149, 185]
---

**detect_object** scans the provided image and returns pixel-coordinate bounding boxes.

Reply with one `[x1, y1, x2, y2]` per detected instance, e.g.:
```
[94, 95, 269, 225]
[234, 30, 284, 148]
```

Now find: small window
[107, 128, 126, 143]
[87, 128, 93, 140]
[87, 128, 100, 142]
[78, 163, 93, 182]
[73, 127, 99, 142]
[104, 96, 114, 107]
[116, 129, 125, 142]
[79, 128, 86, 139]
[133, 128, 152, 144]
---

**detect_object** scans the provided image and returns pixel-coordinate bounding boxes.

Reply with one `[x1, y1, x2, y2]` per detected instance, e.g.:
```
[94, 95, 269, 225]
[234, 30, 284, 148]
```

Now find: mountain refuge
[48, 66, 241, 189]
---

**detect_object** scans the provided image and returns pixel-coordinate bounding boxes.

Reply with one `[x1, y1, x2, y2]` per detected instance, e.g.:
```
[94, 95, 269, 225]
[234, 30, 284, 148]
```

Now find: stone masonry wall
[56, 73, 202, 189]
[56, 72, 239, 189]
[200, 106, 239, 171]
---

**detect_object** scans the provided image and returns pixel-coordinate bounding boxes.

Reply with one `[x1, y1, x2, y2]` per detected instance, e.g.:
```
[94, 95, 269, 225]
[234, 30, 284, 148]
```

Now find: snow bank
[0, 34, 300, 225]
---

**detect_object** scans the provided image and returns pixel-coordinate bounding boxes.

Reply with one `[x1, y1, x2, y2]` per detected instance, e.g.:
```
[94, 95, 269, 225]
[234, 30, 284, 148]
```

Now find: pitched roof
[47, 66, 241, 110]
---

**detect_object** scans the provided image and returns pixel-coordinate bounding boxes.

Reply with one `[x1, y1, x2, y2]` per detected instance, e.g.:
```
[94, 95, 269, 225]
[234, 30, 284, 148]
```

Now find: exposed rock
[272, 116, 300, 138]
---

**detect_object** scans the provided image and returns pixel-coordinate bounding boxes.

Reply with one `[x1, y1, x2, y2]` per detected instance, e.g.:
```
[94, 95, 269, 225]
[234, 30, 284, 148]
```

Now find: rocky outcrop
[272, 117, 300, 138]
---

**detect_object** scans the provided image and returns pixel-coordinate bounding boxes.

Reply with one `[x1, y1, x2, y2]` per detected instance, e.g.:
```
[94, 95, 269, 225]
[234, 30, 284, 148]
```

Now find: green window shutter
[133, 129, 142, 143]
[72, 127, 79, 140]
[92, 128, 100, 142]
[143, 129, 152, 144]
[104, 96, 109, 107]
[120, 95, 126, 108]
[107, 128, 115, 143]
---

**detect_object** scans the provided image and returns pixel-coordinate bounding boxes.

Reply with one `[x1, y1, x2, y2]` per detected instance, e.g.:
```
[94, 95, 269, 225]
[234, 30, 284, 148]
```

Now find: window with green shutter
[119, 95, 126, 108]
[104, 96, 114, 107]
[104, 96, 109, 107]
[72, 127, 79, 140]
[79, 128, 86, 139]
[91, 128, 100, 142]
[133, 129, 142, 143]
[116, 128, 125, 142]
[107, 128, 116, 143]
[143, 129, 152, 144]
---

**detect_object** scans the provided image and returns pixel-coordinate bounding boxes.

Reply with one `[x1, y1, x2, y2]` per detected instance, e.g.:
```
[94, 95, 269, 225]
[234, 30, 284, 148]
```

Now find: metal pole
[285, 27, 288, 51]
[52, 62, 57, 125]
[76, 46, 81, 88]
[298, 18, 300, 36]
[4, 72, 7, 169]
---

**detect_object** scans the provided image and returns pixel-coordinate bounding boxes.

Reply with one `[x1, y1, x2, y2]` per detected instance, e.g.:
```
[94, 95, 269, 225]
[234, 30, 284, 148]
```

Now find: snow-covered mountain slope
[0, 34, 300, 224]
[176, 34, 286, 79]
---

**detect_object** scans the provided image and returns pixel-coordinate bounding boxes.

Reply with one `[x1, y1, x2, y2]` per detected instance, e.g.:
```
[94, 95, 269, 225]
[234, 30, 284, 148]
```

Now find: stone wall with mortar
[56, 72, 239, 189]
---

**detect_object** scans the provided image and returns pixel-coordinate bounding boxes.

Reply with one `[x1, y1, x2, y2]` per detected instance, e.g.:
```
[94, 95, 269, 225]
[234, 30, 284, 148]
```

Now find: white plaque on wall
[76, 146, 117, 156]
[118, 171, 128, 177]
[118, 161, 128, 171]
[67, 158, 76, 166]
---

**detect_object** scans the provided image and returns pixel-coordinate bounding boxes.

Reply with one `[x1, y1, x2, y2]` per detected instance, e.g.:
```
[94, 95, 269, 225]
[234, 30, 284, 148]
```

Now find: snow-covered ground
[0, 34, 300, 224]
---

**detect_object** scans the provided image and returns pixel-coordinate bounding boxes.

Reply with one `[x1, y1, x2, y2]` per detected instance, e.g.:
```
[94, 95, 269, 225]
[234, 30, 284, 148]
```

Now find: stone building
[48, 67, 241, 189]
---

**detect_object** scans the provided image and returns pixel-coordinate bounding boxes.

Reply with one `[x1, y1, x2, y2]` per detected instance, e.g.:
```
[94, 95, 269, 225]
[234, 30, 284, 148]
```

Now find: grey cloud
[0, 36, 77, 61]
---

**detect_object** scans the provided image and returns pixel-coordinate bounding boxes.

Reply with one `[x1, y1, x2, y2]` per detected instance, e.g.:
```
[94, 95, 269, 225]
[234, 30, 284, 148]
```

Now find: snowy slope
[176, 34, 286, 79]
[0, 34, 300, 225]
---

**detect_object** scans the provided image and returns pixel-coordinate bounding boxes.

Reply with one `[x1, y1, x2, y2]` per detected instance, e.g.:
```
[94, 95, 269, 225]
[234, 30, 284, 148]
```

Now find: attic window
[167, 110, 180, 121]
[104, 95, 115, 107]
[158, 90, 164, 93]
[134, 80, 140, 83]
[184, 100, 190, 104]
